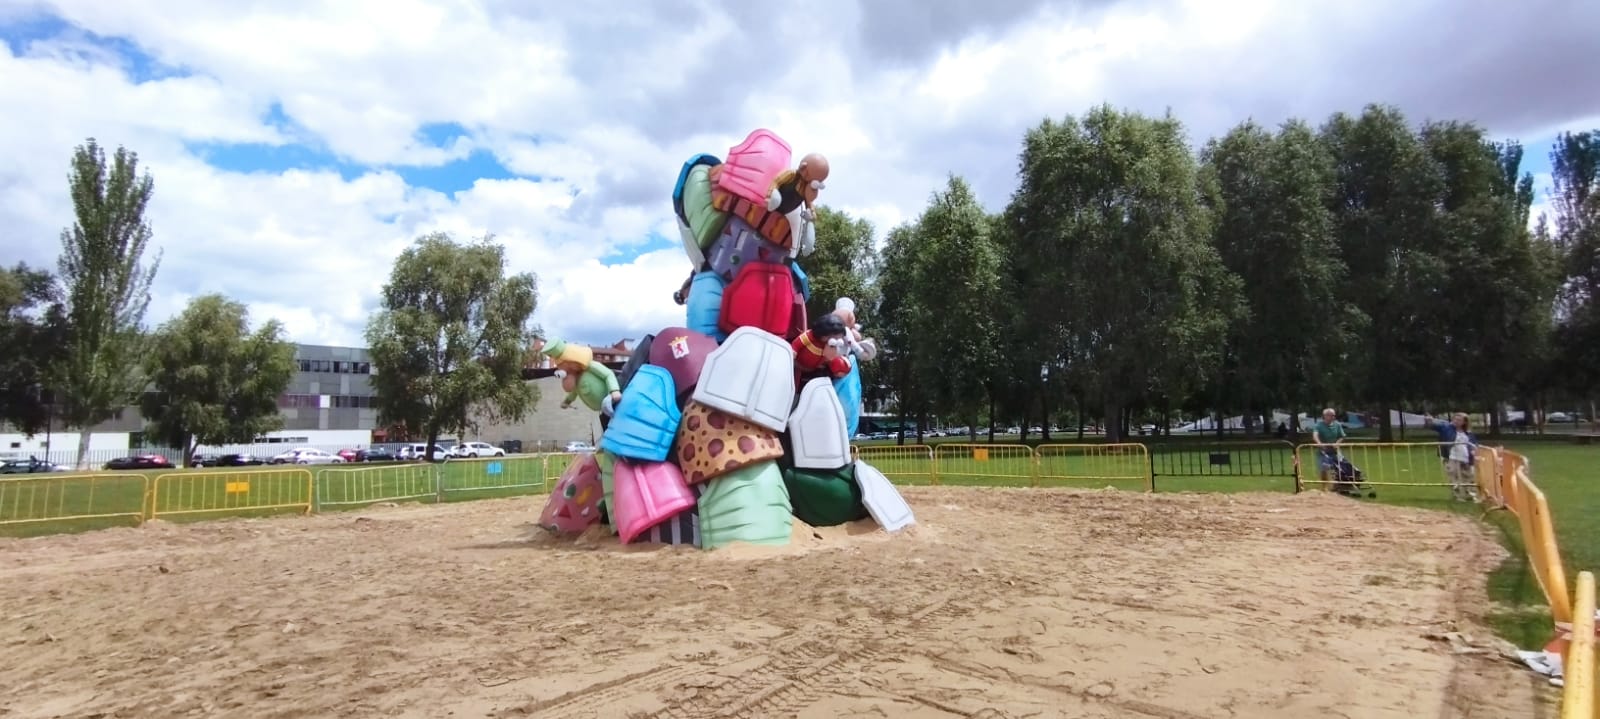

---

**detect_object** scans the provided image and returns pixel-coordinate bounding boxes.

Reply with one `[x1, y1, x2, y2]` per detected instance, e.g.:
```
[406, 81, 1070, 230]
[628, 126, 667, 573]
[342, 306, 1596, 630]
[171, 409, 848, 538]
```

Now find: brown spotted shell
[674, 400, 785, 484]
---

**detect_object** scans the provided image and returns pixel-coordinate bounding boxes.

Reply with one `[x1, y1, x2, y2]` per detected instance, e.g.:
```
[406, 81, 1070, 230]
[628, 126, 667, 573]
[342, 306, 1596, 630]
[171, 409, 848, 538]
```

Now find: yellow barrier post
[1035, 443, 1151, 491]
[0, 473, 150, 532]
[932, 444, 1036, 487]
[1515, 470, 1573, 626]
[150, 468, 314, 520]
[851, 444, 937, 486]
[1560, 571, 1594, 719]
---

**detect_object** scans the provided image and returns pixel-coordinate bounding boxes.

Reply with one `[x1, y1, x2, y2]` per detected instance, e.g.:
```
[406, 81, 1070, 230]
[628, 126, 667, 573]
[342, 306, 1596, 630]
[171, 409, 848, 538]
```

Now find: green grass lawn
[3, 437, 1593, 648]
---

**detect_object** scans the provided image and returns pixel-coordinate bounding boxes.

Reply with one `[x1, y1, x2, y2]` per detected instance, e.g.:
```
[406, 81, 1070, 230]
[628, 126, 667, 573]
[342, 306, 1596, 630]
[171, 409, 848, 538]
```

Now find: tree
[1319, 106, 1445, 440]
[1005, 106, 1240, 442]
[907, 176, 1004, 437]
[1199, 119, 1355, 432]
[53, 139, 162, 468]
[365, 233, 539, 460]
[0, 264, 66, 436]
[805, 207, 879, 321]
[140, 295, 296, 465]
[873, 222, 924, 442]
[1545, 131, 1600, 400]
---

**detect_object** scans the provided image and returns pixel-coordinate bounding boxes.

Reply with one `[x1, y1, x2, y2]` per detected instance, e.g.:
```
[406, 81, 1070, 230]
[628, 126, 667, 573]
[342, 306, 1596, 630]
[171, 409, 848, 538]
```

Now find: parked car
[397, 443, 451, 462]
[270, 448, 344, 465]
[0, 457, 70, 474]
[564, 441, 596, 453]
[104, 454, 173, 471]
[336, 448, 360, 463]
[356, 447, 395, 462]
[498, 440, 522, 454]
[192, 453, 264, 468]
[451, 441, 506, 458]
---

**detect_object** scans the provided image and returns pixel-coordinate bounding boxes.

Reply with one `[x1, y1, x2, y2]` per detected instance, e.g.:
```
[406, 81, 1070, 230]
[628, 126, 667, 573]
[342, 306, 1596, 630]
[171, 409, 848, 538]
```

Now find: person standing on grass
[1423, 413, 1480, 502]
[1311, 408, 1347, 488]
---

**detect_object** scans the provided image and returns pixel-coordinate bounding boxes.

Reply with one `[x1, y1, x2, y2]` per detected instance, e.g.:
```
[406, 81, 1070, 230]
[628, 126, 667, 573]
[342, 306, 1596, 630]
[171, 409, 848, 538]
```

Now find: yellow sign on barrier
[973, 448, 989, 461]
[0, 472, 149, 530]
[225, 481, 250, 494]
[151, 468, 313, 519]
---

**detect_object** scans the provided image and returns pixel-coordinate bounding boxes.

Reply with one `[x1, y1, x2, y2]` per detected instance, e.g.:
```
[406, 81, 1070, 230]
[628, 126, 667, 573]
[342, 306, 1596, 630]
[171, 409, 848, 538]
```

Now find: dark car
[193, 453, 263, 468]
[356, 447, 395, 462]
[103, 454, 174, 471]
[0, 457, 69, 474]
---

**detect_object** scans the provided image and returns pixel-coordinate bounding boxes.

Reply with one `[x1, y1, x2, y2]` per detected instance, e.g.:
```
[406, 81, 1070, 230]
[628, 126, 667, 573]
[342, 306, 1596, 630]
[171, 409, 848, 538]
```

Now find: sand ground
[0, 486, 1555, 719]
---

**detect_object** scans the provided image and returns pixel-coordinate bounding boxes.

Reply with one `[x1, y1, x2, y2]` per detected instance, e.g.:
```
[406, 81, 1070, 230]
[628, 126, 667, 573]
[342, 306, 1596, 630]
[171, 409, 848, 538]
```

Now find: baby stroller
[1318, 448, 1376, 498]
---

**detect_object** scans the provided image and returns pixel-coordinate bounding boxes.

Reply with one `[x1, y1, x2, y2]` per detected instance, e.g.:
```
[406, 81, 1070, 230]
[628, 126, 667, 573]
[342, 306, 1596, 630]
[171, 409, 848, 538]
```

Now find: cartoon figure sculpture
[792, 313, 852, 387]
[767, 153, 828, 258]
[534, 337, 623, 425]
[832, 297, 877, 363]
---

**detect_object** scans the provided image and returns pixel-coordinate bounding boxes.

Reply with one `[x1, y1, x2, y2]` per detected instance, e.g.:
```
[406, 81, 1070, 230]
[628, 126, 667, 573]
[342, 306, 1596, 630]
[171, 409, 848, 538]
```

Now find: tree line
[10, 103, 1596, 465]
[816, 104, 1598, 443]
[0, 140, 542, 467]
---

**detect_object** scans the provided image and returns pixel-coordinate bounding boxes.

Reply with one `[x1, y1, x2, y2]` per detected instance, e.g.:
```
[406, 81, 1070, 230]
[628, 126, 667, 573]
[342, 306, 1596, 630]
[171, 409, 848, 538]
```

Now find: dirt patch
[0, 487, 1555, 718]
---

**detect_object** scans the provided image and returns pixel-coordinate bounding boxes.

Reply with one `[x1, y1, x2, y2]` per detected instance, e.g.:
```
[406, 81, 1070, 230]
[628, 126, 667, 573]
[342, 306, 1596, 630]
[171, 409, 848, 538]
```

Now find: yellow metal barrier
[441, 455, 548, 495]
[1561, 571, 1595, 719]
[1513, 466, 1572, 626]
[1473, 446, 1502, 507]
[851, 444, 936, 485]
[542, 452, 581, 488]
[316, 463, 438, 509]
[1297, 441, 1473, 492]
[933, 444, 1035, 486]
[0, 472, 149, 530]
[1035, 443, 1152, 491]
[151, 468, 314, 520]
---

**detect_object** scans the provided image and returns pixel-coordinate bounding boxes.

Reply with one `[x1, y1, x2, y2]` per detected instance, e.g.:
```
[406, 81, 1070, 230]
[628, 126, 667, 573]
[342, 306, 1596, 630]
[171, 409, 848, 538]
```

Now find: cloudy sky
[2, 0, 1597, 349]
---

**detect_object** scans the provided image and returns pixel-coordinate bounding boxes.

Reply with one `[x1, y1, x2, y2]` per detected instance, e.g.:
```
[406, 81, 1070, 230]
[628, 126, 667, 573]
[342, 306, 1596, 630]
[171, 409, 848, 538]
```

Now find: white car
[451, 441, 505, 458]
[399, 443, 451, 462]
[564, 441, 595, 453]
[272, 448, 344, 465]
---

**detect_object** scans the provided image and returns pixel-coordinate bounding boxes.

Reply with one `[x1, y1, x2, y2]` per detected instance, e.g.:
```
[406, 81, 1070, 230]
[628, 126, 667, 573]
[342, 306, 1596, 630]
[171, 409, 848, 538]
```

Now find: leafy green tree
[805, 207, 879, 321]
[1005, 106, 1239, 442]
[0, 264, 66, 436]
[907, 176, 1003, 437]
[1544, 131, 1600, 396]
[873, 222, 925, 442]
[141, 295, 296, 465]
[1199, 119, 1355, 433]
[1319, 106, 1445, 440]
[1415, 126, 1552, 422]
[365, 233, 539, 460]
[52, 139, 162, 468]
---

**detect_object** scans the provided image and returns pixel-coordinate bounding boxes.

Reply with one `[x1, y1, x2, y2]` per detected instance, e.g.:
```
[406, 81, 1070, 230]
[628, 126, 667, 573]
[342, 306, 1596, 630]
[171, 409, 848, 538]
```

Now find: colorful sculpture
[534, 337, 622, 419]
[536, 127, 917, 549]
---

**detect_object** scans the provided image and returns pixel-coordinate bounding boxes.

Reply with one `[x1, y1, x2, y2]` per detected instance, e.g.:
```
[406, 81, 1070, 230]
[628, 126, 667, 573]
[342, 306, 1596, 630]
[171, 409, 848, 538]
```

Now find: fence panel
[1035, 444, 1151, 491]
[1562, 571, 1595, 719]
[150, 468, 313, 520]
[441, 455, 549, 496]
[851, 444, 936, 486]
[1473, 446, 1503, 507]
[932, 444, 1035, 487]
[543, 452, 582, 488]
[316, 463, 438, 510]
[1295, 441, 1488, 502]
[0, 473, 149, 534]
[1513, 468, 1573, 626]
[1150, 441, 1296, 492]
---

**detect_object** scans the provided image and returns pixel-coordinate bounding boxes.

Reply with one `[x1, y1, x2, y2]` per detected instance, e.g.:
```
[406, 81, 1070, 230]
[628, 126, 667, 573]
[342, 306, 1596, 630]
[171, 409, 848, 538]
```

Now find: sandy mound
[0, 487, 1553, 718]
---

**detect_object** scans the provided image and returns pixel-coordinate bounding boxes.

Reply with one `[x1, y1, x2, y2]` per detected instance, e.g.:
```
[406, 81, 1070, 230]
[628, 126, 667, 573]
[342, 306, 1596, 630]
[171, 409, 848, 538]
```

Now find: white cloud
[0, 0, 1596, 350]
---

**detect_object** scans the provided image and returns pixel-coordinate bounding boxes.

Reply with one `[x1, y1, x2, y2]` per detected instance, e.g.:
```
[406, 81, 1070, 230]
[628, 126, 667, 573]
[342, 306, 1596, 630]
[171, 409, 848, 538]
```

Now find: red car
[337, 449, 360, 463]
